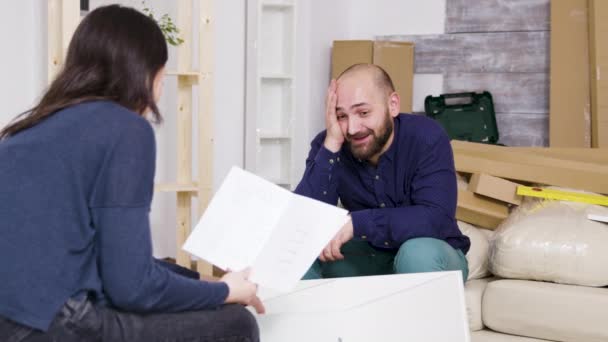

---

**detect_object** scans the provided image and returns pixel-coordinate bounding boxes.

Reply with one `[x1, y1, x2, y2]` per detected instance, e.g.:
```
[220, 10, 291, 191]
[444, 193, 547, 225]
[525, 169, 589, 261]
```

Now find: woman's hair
[0, 4, 168, 139]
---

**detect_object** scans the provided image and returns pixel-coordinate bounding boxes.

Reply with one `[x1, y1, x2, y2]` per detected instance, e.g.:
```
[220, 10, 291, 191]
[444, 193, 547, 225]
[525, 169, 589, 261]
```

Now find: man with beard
[295, 64, 470, 282]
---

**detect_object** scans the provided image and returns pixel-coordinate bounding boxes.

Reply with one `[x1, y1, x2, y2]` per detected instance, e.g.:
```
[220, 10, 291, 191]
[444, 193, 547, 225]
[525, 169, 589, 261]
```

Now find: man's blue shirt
[295, 114, 470, 254]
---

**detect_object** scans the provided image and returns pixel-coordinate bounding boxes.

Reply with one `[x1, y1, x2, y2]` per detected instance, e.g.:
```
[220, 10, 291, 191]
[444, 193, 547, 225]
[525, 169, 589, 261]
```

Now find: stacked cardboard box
[453, 141, 608, 229]
[331, 40, 414, 113]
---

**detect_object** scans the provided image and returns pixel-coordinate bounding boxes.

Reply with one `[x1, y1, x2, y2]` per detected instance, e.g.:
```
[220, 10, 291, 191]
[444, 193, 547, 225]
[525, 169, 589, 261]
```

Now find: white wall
[0, 2, 46, 129]
[347, 0, 445, 38]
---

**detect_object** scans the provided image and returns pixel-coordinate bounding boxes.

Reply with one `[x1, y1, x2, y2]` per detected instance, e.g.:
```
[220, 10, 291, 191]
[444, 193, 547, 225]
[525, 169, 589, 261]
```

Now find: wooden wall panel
[496, 113, 548, 146]
[444, 73, 548, 114]
[446, 0, 549, 33]
[379, 2, 552, 147]
[382, 32, 549, 73]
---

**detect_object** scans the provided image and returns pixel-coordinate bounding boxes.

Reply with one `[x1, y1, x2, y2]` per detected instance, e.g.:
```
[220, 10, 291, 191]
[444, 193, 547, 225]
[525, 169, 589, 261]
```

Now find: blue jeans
[303, 237, 469, 283]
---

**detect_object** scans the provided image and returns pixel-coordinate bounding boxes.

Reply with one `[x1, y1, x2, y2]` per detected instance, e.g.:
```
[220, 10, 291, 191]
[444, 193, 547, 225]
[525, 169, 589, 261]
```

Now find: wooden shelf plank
[166, 70, 200, 77]
[154, 182, 199, 193]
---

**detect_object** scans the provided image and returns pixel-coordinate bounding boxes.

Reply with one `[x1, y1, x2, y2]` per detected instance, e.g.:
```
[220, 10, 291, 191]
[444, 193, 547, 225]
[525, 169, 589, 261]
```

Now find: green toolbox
[424, 91, 499, 144]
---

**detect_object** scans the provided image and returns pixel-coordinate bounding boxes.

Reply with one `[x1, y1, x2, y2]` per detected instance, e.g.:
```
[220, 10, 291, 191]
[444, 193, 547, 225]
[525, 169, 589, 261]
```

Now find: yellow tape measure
[516, 186, 608, 206]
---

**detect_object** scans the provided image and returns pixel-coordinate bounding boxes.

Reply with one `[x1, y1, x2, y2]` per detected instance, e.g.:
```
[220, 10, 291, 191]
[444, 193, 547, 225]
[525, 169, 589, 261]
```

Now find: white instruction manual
[183, 166, 350, 292]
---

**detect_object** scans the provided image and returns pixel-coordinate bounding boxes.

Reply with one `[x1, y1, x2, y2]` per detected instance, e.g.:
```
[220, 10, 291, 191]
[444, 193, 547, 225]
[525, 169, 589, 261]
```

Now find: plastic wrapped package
[458, 221, 492, 280]
[488, 188, 608, 286]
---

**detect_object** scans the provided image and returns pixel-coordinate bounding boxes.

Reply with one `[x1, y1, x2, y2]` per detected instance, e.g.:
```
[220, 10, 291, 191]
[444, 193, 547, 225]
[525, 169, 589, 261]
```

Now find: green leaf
[140, 0, 184, 46]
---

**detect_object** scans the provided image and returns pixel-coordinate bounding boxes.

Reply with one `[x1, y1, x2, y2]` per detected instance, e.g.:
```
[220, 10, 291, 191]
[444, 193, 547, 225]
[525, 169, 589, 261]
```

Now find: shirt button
[384, 241, 390, 246]
[375, 175, 380, 180]
[379, 203, 386, 208]
[329, 159, 334, 164]
[337, 157, 341, 162]
[323, 191, 327, 195]
[361, 235, 367, 239]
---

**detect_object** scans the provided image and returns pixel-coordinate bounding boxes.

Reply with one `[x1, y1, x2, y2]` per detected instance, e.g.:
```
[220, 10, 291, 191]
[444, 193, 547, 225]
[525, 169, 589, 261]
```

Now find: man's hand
[221, 268, 265, 314]
[323, 79, 344, 152]
[319, 219, 354, 262]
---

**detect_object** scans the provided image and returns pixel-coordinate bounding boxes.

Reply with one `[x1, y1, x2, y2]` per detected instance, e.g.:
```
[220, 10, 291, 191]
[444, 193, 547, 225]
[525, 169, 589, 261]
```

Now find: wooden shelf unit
[47, 0, 216, 277]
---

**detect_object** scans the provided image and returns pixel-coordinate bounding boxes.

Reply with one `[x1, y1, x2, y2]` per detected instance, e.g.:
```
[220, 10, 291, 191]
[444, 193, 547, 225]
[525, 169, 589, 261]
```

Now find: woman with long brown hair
[0, 4, 262, 341]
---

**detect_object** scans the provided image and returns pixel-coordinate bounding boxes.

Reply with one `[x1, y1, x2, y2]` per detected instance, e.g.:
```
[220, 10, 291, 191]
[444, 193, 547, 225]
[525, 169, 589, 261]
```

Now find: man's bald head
[336, 63, 395, 97]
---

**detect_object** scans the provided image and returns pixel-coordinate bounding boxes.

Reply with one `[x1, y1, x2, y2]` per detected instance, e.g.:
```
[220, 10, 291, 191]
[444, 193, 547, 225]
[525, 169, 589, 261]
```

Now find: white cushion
[464, 278, 493, 331]
[489, 195, 608, 286]
[458, 221, 492, 280]
[472, 330, 552, 342]
[483, 280, 608, 342]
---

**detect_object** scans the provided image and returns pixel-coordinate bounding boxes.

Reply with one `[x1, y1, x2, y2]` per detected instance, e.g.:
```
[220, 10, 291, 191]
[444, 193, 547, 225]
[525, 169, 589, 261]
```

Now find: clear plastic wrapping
[488, 188, 608, 286]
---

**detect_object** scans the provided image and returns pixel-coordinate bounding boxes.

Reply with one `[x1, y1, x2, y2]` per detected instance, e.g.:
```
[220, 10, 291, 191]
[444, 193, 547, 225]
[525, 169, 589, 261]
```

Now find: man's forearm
[294, 145, 341, 205]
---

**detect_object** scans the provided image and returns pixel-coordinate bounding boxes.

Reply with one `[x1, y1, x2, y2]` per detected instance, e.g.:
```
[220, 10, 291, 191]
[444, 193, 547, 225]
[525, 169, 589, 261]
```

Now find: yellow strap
[516, 186, 608, 206]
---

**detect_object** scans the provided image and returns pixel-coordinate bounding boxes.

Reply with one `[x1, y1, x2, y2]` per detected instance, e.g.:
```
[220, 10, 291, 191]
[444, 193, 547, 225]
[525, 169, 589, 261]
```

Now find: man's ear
[388, 92, 400, 117]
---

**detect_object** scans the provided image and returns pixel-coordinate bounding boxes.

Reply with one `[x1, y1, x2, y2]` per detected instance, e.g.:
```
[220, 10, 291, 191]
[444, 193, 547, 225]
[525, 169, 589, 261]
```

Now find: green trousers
[303, 237, 469, 283]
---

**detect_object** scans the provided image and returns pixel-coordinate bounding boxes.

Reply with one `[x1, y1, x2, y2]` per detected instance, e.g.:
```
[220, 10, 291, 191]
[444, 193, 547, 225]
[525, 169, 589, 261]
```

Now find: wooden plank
[452, 145, 608, 194]
[174, 0, 194, 271]
[513, 147, 608, 164]
[589, 0, 608, 147]
[495, 113, 548, 146]
[549, 0, 591, 147]
[177, 0, 193, 73]
[452, 140, 608, 164]
[446, 0, 549, 33]
[452, 140, 608, 171]
[381, 32, 549, 73]
[444, 73, 548, 114]
[61, 0, 80, 57]
[154, 182, 199, 193]
[197, 0, 215, 277]
[454, 153, 608, 194]
[48, 0, 62, 82]
[176, 192, 192, 268]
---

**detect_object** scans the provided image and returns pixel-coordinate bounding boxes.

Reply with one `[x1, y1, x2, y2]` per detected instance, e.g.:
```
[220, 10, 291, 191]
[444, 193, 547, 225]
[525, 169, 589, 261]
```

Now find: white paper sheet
[182, 166, 350, 292]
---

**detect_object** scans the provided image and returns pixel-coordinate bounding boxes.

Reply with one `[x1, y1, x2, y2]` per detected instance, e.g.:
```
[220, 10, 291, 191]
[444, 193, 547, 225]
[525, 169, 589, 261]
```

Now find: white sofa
[466, 278, 608, 341]
[460, 199, 608, 342]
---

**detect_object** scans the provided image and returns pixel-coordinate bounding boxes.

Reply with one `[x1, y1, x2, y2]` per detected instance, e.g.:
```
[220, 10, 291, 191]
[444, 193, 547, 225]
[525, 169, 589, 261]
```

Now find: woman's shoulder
[75, 100, 150, 125]
[66, 100, 154, 138]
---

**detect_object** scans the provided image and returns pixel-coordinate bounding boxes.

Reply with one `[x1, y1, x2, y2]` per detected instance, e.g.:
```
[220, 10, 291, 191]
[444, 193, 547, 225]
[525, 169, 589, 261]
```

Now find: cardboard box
[468, 173, 523, 206]
[549, 0, 591, 147]
[254, 272, 470, 342]
[456, 189, 509, 229]
[589, 0, 608, 147]
[332, 40, 414, 113]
